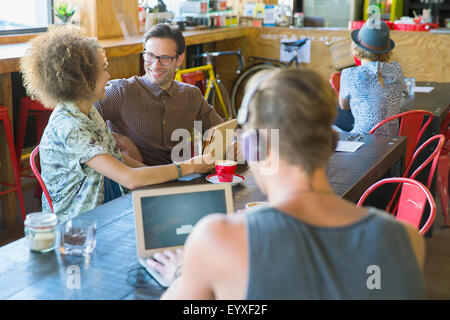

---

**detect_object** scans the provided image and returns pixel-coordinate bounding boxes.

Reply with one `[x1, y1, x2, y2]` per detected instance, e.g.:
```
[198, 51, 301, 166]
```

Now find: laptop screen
[140, 189, 228, 250]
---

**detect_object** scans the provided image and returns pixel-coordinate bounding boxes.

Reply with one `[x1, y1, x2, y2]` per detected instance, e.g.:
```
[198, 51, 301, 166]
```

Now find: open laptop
[133, 183, 234, 287]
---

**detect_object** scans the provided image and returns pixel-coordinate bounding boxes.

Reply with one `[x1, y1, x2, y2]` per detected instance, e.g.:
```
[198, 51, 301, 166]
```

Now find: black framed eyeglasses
[142, 51, 178, 66]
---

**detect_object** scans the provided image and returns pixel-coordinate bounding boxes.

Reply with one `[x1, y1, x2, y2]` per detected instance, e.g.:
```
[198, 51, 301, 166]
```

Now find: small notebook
[414, 86, 434, 93]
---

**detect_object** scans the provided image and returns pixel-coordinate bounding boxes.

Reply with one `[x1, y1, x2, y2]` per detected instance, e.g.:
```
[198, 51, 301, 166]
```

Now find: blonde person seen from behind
[19, 25, 213, 220]
[336, 17, 408, 135]
[150, 68, 425, 299]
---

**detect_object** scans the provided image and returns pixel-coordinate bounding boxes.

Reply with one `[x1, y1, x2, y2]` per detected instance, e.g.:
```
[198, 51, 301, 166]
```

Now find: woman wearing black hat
[337, 17, 408, 135]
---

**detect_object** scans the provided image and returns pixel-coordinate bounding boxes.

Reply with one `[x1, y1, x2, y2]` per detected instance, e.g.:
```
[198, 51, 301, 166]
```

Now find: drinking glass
[60, 218, 97, 256]
[404, 77, 416, 96]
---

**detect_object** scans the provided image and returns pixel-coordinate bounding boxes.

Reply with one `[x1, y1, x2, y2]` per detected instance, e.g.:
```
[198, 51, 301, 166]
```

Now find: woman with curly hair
[20, 25, 212, 220]
[337, 18, 408, 135]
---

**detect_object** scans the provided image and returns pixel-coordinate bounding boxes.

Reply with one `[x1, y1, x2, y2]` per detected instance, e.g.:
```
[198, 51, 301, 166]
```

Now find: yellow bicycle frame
[175, 64, 229, 119]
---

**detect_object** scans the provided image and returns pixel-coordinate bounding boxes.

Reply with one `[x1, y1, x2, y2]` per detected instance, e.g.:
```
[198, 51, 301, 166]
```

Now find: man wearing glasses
[94, 23, 224, 166]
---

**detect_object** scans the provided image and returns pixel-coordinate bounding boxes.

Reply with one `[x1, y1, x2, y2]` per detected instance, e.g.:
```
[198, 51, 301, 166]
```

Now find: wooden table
[0, 133, 405, 300]
[401, 81, 450, 130]
[400, 82, 449, 197]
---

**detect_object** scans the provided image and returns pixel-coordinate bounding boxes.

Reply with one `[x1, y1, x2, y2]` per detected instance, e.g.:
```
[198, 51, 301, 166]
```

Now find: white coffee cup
[245, 201, 270, 209]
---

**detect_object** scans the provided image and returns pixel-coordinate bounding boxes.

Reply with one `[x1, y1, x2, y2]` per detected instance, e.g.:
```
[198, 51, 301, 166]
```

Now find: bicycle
[175, 50, 244, 120]
[230, 38, 309, 116]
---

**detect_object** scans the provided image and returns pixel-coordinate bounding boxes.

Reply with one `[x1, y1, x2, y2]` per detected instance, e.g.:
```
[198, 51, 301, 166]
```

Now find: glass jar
[294, 12, 304, 28]
[275, 4, 293, 27]
[24, 212, 58, 253]
[404, 77, 416, 96]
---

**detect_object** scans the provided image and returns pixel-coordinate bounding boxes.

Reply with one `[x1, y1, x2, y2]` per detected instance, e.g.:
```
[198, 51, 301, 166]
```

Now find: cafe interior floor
[0, 177, 449, 299]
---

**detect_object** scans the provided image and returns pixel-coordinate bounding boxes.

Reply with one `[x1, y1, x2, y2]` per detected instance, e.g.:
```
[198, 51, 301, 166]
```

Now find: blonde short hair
[351, 41, 391, 62]
[20, 25, 105, 108]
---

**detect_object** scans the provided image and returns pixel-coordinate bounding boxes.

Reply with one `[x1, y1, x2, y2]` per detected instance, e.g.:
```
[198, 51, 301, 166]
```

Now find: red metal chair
[437, 112, 450, 226]
[440, 111, 450, 143]
[30, 146, 53, 213]
[386, 134, 445, 216]
[329, 72, 341, 96]
[15, 97, 52, 199]
[0, 107, 26, 220]
[404, 134, 445, 188]
[369, 110, 434, 168]
[357, 177, 437, 235]
[181, 70, 206, 95]
[15, 97, 52, 168]
[437, 153, 450, 227]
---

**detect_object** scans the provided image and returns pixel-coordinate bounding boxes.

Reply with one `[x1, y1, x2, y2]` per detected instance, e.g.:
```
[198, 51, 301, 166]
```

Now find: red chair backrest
[21, 96, 52, 112]
[396, 182, 428, 228]
[385, 134, 444, 215]
[330, 72, 341, 96]
[357, 177, 436, 235]
[440, 111, 450, 137]
[369, 110, 434, 168]
[30, 146, 54, 213]
[406, 134, 445, 188]
[440, 111, 450, 154]
[181, 70, 206, 95]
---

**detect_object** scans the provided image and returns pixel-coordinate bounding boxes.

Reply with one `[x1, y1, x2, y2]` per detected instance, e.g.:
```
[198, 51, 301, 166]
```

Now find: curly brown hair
[245, 68, 338, 176]
[20, 25, 105, 108]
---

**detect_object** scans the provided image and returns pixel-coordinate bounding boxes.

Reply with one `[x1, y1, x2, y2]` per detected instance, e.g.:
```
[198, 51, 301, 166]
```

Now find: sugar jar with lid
[24, 212, 58, 253]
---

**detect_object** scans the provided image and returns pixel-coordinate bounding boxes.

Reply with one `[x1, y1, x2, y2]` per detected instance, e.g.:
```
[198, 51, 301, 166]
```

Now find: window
[0, 0, 53, 35]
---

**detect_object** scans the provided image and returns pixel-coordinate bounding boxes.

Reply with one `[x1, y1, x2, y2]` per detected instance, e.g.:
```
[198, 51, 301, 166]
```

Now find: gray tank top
[245, 206, 425, 299]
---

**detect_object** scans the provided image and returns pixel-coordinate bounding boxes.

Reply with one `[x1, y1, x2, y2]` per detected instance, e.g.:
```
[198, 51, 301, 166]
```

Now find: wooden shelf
[0, 27, 250, 74]
[404, 0, 450, 26]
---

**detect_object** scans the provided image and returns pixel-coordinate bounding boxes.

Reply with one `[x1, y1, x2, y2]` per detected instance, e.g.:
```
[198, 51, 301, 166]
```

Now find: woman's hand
[111, 132, 144, 163]
[184, 153, 215, 174]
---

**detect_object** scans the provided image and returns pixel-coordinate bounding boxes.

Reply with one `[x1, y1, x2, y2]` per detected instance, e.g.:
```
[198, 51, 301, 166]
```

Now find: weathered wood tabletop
[0, 133, 406, 300]
[401, 81, 450, 128]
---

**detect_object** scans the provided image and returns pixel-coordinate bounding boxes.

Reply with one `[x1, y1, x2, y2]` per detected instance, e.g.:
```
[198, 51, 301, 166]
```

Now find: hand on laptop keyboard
[146, 248, 184, 286]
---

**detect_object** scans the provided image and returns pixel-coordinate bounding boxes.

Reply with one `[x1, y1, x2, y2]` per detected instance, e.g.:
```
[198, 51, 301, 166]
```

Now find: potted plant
[54, 3, 76, 24]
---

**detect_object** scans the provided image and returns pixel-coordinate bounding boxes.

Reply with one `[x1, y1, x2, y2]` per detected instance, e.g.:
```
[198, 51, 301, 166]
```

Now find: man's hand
[112, 132, 144, 163]
[146, 249, 184, 286]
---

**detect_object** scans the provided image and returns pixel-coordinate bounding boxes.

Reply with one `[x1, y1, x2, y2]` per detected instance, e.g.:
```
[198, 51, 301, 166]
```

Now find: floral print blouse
[39, 101, 123, 221]
[340, 61, 408, 135]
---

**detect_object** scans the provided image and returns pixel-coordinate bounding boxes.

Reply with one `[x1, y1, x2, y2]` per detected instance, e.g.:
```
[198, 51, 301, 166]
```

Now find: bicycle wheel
[230, 63, 279, 117]
[216, 79, 233, 119]
[208, 79, 233, 120]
